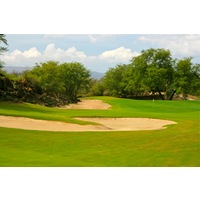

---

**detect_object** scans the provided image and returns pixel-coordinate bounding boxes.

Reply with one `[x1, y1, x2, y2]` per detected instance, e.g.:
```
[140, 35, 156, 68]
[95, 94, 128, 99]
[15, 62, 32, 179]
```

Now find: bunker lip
[0, 116, 176, 132]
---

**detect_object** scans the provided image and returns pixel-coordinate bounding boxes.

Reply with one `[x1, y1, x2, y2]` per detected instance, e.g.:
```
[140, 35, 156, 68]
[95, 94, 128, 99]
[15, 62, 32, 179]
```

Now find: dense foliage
[100, 48, 200, 99]
[59, 62, 91, 102]
[0, 60, 91, 106]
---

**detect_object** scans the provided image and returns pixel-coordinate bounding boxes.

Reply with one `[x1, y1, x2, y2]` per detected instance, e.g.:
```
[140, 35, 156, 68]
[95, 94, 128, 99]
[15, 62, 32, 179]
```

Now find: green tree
[122, 64, 146, 97]
[190, 64, 200, 96]
[174, 57, 200, 99]
[103, 64, 128, 97]
[89, 78, 105, 96]
[131, 48, 175, 99]
[102, 48, 175, 99]
[29, 61, 62, 94]
[0, 34, 8, 68]
[59, 62, 91, 102]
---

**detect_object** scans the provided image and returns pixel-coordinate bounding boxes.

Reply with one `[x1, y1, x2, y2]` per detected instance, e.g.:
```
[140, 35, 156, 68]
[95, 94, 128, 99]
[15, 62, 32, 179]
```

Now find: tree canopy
[59, 62, 91, 102]
[28, 61, 62, 94]
[132, 48, 175, 99]
[173, 57, 200, 99]
[101, 48, 199, 99]
[1, 59, 91, 106]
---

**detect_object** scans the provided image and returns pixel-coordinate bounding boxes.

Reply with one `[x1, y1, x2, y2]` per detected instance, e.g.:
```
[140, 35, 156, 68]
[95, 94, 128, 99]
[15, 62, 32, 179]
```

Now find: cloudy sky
[2, 34, 200, 73]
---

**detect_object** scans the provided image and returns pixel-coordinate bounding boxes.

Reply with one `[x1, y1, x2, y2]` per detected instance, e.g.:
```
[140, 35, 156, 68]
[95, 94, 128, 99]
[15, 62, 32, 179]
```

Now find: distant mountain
[3, 66, 32, 73]
[3, 66, 104, 79]
[90, 71, 104, 79]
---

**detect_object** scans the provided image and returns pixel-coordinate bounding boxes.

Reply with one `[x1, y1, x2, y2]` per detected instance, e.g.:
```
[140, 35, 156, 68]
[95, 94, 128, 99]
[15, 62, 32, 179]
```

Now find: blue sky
[2, 34, 200, 73]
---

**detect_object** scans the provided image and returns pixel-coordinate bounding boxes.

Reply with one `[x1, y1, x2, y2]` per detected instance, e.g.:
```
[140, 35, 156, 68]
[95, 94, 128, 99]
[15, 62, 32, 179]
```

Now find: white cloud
[2, 47, 42, 65]
[23, 47, 42, 58]
[2, 44, 87, 66]
[43, 44, 87, 61]
[1, 44, 140, 72]
[88, 35, 97, 43]
[88, 34, 116, 43]
[65, 47, 87, 60]
[138, 36, 148, 42]
[43, 44, 64, 59]
[99, 47, 139, 62]
[137, 34, 200, 57]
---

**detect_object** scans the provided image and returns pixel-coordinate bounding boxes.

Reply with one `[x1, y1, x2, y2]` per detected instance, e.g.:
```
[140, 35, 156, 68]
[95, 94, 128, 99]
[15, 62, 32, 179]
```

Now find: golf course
[0, 96, 199, 166]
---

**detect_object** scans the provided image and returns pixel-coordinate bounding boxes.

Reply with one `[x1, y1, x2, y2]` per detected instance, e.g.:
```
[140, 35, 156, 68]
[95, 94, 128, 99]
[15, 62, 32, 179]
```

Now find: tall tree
[122, 63, 146, 97]
[190, 64, 200, 96]
[174, 57, 200, 99]
[29, 61, 62, 94]
[131, 48, 175, 99]
[103, 64, 129, 97]
[58, 62, 91, 102]
[0, 34, 8, 68]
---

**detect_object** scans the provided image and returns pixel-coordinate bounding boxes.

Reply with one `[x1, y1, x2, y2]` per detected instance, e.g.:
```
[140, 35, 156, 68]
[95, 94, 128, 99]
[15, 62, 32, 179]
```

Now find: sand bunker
[0, 116, 176, 132]
[60, 100, 111, 110]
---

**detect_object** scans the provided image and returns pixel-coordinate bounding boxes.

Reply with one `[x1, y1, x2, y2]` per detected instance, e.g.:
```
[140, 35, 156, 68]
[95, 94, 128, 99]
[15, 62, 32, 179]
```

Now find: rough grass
[0, 97, 199, 166]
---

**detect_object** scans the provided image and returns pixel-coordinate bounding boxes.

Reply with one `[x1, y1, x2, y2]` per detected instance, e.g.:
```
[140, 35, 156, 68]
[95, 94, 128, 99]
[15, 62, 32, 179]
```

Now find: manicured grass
[0, 97, 199, 166]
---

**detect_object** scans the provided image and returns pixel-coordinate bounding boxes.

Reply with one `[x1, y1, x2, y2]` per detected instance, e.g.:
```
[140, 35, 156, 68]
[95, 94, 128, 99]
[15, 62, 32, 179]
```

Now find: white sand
[0, 116, 176, 132]
[0, 100, 176, 132]
[59, 100, 111, 110]
[76, 117, 177, 131]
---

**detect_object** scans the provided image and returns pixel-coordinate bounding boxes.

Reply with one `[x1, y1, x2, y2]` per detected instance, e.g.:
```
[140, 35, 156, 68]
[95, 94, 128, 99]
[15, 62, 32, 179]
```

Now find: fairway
[0, 97, 199, 166]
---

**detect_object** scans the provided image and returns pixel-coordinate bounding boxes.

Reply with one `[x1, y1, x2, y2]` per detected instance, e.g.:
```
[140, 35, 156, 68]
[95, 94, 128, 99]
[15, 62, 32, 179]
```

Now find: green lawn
[0, 97, 199, 166]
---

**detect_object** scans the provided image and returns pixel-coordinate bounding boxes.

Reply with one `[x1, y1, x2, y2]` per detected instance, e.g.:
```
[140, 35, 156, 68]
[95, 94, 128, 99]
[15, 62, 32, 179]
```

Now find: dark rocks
[0, 73, 68, 107]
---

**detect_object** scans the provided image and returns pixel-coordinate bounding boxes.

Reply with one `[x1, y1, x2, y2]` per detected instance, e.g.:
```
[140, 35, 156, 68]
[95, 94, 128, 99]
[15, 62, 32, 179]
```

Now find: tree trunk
[169, 89, 176, 100]
[156, 87, 165, 100]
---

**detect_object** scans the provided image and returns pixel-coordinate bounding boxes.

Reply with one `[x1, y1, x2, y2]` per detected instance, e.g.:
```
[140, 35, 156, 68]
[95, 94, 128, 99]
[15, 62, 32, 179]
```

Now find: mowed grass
[0, 97, 199, 166]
